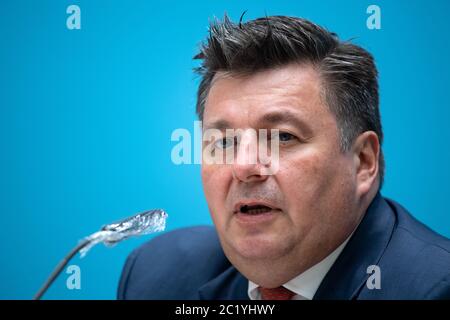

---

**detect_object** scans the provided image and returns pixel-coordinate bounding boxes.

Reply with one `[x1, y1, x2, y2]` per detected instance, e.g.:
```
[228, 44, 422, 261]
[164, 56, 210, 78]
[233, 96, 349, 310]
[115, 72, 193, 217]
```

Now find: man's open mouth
[239, 204, 273, 215]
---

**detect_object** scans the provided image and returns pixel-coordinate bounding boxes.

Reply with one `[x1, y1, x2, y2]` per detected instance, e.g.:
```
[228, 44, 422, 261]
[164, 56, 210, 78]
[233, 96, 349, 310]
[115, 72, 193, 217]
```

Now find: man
[117, 15, 450, 300]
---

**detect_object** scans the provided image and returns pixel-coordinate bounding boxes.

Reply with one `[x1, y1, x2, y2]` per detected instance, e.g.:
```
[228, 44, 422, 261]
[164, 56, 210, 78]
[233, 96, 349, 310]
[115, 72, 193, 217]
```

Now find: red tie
[259, 286, 296, 300]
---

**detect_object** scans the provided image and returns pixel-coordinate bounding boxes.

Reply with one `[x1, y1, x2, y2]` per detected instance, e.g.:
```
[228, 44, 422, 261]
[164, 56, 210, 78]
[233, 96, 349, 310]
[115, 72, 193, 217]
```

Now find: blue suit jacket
[117, 193, 450, 299]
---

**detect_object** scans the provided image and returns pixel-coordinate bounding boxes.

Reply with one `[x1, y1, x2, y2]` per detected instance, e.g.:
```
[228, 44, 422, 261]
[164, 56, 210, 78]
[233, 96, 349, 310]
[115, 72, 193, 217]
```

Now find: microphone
[33, 209, 168, 300]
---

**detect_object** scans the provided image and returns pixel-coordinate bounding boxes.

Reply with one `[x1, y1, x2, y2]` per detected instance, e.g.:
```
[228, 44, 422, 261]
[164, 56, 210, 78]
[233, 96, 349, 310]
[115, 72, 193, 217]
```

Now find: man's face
[201, 64, 361, 283]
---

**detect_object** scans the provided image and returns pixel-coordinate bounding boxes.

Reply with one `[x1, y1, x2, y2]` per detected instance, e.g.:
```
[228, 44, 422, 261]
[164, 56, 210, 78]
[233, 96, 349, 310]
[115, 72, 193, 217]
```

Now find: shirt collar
[248, 233, 353, 300]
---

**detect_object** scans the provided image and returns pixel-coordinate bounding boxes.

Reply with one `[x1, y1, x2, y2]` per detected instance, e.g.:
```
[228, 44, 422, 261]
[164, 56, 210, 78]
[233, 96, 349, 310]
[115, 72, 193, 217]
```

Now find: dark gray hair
[194, 14, 384, 187]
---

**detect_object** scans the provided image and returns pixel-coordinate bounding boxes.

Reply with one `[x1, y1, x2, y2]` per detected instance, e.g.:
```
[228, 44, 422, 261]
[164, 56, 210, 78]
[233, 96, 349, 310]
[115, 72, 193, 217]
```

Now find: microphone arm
[33, 239, 90, 300]
[33, 209, 168, 300]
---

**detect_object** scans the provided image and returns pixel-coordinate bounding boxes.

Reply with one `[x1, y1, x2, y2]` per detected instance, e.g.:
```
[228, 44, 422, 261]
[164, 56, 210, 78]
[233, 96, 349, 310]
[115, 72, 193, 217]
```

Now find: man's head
[195, 15, 383, 287]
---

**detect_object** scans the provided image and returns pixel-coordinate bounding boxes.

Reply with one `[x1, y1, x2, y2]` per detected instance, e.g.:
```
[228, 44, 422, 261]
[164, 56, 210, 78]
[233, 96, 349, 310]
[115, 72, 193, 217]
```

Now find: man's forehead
[208, 63, 321, 99]
[203, 64, 324, 129]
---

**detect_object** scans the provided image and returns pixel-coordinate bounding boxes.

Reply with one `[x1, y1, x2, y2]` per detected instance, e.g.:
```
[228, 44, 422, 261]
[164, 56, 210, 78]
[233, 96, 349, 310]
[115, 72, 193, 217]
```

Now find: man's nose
[231, 130, 269, 183]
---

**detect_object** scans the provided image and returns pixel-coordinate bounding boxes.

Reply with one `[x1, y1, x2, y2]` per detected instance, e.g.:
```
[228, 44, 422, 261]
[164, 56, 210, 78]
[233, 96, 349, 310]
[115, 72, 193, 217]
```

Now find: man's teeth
[246, 208, 271, 214]
[240, 205, 272, 214]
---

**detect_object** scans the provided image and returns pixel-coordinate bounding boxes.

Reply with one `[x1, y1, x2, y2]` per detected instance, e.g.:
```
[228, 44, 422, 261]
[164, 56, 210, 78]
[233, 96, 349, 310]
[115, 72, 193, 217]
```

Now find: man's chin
[225, 235, 291, 261]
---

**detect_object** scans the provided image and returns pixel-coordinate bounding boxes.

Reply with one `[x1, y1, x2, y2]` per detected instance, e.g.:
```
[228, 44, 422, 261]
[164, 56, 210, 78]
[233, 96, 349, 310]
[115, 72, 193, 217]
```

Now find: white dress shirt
[248, 234, 353, 300]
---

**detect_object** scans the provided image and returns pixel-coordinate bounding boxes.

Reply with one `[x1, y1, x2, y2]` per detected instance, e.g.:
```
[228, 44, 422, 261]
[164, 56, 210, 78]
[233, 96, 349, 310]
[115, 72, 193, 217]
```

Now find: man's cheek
[201, 165, 215, 186]
[281, 153, 324, 181]
[202, 168, 227, 204]
[284, 159, 330, 204]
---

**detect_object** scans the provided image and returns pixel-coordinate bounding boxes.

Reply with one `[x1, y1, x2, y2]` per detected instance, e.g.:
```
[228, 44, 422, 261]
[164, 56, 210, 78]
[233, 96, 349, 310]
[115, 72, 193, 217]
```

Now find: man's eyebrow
[203, 111, 313, 133]
[259, 111, 313, 135]
[258, 111, 306, 126]
[203, 119, 231, 131]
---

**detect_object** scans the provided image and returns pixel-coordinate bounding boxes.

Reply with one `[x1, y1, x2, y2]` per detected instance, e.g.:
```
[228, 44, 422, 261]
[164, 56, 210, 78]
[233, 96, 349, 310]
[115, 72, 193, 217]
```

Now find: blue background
[0, 0, 449, 299]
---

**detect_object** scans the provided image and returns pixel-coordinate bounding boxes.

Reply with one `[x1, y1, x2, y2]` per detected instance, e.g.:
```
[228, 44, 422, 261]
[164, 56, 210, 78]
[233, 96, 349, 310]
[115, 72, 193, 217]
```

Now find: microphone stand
[33, 239, 90, 300]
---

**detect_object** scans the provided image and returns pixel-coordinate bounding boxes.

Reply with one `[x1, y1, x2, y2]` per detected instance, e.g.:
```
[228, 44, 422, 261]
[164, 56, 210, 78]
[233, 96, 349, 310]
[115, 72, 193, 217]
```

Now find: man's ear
[352, 131, 380, 197]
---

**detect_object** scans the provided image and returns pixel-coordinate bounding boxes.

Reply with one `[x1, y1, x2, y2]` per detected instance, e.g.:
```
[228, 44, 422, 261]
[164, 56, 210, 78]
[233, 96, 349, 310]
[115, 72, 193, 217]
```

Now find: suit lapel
[313, 192, 396, 299]
[198, 265, 249, 300]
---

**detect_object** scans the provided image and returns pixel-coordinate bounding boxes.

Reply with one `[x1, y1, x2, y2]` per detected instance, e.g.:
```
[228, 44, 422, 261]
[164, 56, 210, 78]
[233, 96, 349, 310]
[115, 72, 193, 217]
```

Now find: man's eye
[279, 132, 295, 142]
[214, 137, 234, 149]
[273, 132, 296, 142]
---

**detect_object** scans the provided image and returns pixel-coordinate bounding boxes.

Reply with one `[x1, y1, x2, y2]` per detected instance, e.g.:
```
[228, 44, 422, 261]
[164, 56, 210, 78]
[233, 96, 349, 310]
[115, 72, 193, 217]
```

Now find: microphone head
[79, 209, 168, 257]
[101, 209, 167, 239]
